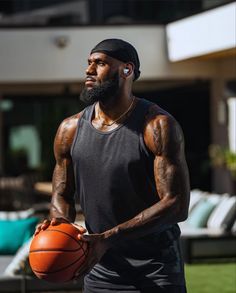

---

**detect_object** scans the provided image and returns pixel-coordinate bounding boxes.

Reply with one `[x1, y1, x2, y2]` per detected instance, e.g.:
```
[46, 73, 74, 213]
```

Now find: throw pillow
[189, 190, 206, 212]
[207, 196, 236, 230]
[0, 217, 39, 255]
[187, 199, 217, 228]
[0, 208, 35, 220]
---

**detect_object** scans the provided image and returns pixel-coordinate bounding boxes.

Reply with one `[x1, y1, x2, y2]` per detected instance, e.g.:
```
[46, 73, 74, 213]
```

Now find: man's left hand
[74, 233, 110, 279]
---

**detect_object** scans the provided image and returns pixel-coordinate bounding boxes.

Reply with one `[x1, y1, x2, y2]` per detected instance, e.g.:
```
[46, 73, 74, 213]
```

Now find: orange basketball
[29, 222, 88, 283]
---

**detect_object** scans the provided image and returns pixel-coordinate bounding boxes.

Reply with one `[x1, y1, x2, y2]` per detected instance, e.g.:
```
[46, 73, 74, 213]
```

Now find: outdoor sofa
[179, 189, 236, 263]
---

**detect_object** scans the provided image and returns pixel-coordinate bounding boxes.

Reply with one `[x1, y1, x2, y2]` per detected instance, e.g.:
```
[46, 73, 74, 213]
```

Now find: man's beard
[80, 73, 119, 106]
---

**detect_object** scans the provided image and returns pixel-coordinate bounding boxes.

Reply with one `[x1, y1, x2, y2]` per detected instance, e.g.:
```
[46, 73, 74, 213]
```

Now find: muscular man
[36, 39, 190, 292]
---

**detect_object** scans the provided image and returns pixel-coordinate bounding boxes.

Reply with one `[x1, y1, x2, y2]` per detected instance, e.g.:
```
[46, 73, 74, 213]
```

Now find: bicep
[152, 117, 190, 208]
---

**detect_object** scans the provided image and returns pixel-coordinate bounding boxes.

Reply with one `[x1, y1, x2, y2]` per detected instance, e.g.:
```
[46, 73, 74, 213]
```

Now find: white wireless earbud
[123, 68, 129, 75]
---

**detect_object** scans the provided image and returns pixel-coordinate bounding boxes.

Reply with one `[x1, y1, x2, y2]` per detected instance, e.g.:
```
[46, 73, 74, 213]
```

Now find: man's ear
[121, 63, 134, 78]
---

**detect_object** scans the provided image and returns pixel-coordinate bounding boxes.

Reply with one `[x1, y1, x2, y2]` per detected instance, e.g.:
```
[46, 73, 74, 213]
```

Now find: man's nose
[86, 63, 96, 75]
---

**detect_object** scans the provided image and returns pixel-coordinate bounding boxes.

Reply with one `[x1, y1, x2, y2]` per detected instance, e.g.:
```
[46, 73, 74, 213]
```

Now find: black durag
[90, 38, 141, 81]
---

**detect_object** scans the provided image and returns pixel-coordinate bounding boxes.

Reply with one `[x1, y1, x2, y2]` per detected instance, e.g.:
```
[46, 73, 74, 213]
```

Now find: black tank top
[71, 98, 159, 233]
[71, 98, 185, 289]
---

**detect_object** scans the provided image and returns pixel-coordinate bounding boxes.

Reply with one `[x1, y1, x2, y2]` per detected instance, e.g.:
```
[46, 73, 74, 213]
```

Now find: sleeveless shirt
[71, 98, 185, 290]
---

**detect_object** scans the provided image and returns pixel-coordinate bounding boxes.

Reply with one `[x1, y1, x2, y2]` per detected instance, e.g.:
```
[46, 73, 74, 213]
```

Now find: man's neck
[92, 94, 136, 131]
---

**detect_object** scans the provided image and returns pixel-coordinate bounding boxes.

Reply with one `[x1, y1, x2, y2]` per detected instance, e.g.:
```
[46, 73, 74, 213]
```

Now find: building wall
[0, 25, 219, 83]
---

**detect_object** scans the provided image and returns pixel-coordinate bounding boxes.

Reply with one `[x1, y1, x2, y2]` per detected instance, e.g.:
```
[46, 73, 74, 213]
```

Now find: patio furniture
[179, 190, 236, 263]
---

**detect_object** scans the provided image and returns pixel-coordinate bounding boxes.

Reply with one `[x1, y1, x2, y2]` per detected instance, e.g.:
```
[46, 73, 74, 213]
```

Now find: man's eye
[98, 62, 105, 66]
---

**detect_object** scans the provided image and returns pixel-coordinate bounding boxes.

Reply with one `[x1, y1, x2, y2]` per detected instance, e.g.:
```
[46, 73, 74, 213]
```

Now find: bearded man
[36, 39, 190, 293]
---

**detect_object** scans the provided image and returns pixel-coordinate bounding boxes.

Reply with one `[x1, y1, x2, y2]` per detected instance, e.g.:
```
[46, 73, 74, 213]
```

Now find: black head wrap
[90, 38, 141, 81]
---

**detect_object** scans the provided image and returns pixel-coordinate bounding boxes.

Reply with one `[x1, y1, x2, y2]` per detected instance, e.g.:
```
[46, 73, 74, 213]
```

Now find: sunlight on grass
[185, 263, 236, 293]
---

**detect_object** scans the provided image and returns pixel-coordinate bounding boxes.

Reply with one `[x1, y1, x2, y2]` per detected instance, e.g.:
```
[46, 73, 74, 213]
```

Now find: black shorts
[83, 284, 187, 293]
[84, 228, 186, 293]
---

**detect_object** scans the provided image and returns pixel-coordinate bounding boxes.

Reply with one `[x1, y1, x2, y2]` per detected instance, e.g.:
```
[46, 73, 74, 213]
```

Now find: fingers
[34, 225, 41, 236]
[34, 219, 50, 236]
[50, 217, 62, 226]
[41, 219, 51, 229]
[34, 218, 87, 237]
[72, 223, 87, 234]
[51, 218, 86, 234]
[78, 234, 90, 241]
[34, 218, 61, 236]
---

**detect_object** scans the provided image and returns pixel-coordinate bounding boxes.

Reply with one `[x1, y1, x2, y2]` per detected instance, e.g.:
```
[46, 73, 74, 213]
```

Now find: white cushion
[0, 208, 34, 220]
[207, 196, 236, 230]
[205, 193, 222, 205]
[3, 237, 32, 276]
[180, 226, 224, 237]
[189, 189, 207, 212]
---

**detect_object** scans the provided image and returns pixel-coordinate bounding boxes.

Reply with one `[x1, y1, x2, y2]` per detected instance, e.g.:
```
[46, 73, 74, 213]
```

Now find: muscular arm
[103, 106, 190, 243]
[50, 114, 80, 222]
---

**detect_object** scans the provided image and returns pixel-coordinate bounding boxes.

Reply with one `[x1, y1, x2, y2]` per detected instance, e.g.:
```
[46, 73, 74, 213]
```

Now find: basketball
[29, 222, 88, 283]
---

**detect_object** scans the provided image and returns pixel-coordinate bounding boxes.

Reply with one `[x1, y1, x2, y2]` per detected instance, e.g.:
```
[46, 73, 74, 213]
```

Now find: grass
[185, 262, 236, 293]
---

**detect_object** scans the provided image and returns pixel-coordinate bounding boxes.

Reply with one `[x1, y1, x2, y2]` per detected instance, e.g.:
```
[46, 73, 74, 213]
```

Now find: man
[36, 39, 190, 292]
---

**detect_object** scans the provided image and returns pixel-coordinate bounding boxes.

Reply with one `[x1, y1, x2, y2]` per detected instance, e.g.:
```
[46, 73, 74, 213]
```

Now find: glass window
[0, 0, 233, 27]
[1, 94, 84, 179]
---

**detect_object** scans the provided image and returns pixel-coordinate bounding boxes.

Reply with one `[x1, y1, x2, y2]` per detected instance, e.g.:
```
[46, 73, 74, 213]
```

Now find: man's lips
[85, 76, 96, 86]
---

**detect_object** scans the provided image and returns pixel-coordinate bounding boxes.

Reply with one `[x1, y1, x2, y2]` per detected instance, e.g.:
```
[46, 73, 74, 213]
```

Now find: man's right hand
[34, 217, 86, 236]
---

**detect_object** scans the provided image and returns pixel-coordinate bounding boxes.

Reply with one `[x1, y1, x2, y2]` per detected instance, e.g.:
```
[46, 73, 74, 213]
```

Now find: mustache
[80, 73, 119, 106]
[86, 75, 96, 82]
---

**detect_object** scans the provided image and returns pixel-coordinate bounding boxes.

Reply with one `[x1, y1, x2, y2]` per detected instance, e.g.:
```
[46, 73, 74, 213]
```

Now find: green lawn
[185, 263, 236, 293]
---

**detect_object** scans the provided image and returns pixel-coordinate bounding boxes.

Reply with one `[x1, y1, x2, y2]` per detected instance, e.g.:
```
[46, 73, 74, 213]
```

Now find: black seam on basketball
[42, 228, 83, 249]
[83, 243, 89, 256]
[32, 251, 86, 274]
[72, 246, 89, 277]
[80, 242, 87, 255]
[30, 239, 87, 253]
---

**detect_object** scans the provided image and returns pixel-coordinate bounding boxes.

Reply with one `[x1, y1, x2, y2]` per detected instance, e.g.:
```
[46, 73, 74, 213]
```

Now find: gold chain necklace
[98, 97, 135, 127]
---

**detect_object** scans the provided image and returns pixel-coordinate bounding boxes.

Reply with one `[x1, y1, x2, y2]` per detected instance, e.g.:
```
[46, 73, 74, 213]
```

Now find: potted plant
[209, 144, 236, 192]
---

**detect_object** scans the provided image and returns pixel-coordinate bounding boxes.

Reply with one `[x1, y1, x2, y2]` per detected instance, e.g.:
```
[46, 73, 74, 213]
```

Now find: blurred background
[0, 1, 235, 292]
[0, 0, 235, 196]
